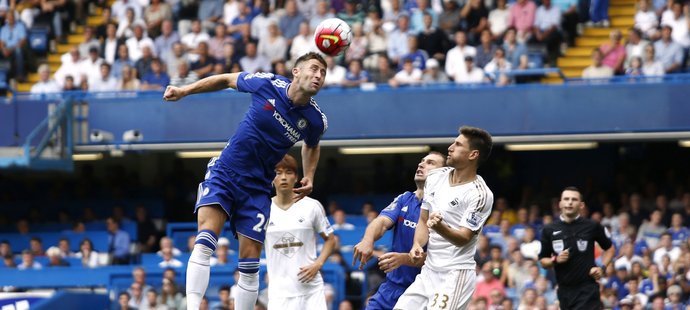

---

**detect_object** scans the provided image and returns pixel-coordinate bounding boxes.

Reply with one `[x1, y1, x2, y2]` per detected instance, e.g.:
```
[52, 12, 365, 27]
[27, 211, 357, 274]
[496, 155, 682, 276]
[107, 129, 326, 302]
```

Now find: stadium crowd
[1, 0, 686, 92]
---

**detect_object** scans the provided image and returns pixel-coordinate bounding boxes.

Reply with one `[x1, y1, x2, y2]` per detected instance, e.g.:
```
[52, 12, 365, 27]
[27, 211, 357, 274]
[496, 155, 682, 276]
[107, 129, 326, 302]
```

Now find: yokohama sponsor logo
[273, 110, 300, 143]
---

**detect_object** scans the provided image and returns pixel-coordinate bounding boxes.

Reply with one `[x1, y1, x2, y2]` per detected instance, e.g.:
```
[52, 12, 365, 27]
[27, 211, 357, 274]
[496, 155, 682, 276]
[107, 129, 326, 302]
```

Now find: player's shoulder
[470, 175, 494, 197]
[296, 196, 326, 212]
[427, 167, 453, 182]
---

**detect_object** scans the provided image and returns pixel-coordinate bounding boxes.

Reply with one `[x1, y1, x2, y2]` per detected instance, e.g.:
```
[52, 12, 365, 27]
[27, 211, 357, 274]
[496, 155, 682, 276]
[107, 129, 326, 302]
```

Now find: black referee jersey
[538, 216, 613, 287]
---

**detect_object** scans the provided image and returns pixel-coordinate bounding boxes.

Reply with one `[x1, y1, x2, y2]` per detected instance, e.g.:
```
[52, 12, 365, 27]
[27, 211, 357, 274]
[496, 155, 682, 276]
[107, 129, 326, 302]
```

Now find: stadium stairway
[542, 0, 636, 83]
[16, 5, 109, 93]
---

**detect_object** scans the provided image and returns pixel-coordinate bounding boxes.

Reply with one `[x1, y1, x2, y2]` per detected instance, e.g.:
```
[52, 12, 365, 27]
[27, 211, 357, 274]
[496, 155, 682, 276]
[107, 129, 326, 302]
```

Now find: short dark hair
[275, 154, 298, 173]
[30, 237, 42, 243]
[219, 285, 231, 293]
[294, 52, 327, 70]
[119, 292, 130, 299]
[459, 126, 493, 166]
[562, 186, 583, 200]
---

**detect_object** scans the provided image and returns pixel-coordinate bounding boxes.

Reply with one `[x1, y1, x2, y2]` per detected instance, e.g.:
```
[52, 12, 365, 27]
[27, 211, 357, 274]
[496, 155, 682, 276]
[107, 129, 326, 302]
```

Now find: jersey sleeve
[312, 199, 334, 236]
[421, 169, 445, 211]
[303, 102, 327, 147]
[236, 72, 274, 93]
[594, 222, 613, 250]
[538, 226, 553, 259]
[458, 187, 493, 232]
[379, 193, 405, 227]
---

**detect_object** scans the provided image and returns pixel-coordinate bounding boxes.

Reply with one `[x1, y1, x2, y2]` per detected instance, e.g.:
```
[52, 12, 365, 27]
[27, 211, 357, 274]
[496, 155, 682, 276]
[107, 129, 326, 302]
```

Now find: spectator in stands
[519, 226, 541, 260]
[460, 0, 489, 45]
[79, 47, 105, 85]
[199, 296, 209, 310]
[400, 35, 428, 72]
[665, 285, 685, 309]
[635, 0, 660, 40]
[211, 237, 232, 266]
[154, 20, 179, 63]
[502, 27, 528, 70]
[90, 63, 118, 91]
[239, 41, 271, 73]
[654, 25, 684, 73]
[625, 28, 649, 69]
[483, 47, 512, 81]
[134, 44, 155, 79]
[488, 0, 510, 40]
[117, 292, 135, 310]
[111, 44, 133, 80]
[144, 0, 172, 38]
[74, 238, 99, 268]
[18, 249, 42, 270]
[637, 210, 666, 249]
[30, 64, 61, 93]
[364, 22, 387, 69]
[338, 0, 365, 28]
[46, 246, 70, 267]
[164, 42, 189, 78]
[475, 29, 497, 69]
[257, 21, 287, 65]
[157, 237, 182, 257]
[508, 0, 537, 42]
[387, 14, 412, 66]
[369, 54, 395, 83]
[126, 23, 155, 62]
[624, 277, 649, 307]
[343, 59, 370, 87]
[0, 240, 10, 257]
[198, 0, 223, 34]
[389, 57, 423, 86]
[582, 48, 614, 78]
[288, 22, 314, 63]
[0, 11, 27, 82]
[102, 23, 124, 66]
[210, 285, 232, 309]
[57, 238, 73, 258]
[653, 232, 681, 265]
[345, 23, 368, 63]
[107, 216, 131, 265]
[112, 0, 143, 26]
[279, 0, 306, 44]
[117, 7, 141, 39]
[438, 0, 460, 37]
[141, 58, 170, 90]
[79, 26, 101, 59]
[3, 254, 15, 268]
[159, 247, 183, 268]
[660, 2, 690, 53]
[170, 62, 199, 87]
[455, 55, 486, 83]
[417, 12, 450, 64]
[324, 56, 346, 86]
[667, 213, 689, 247]
[532, 0, 562, 67]
[118, 64, 141, 90]
[474, 261, 506, 306]
[30, 237, 44, 256]
[207, 23, 230, 62]
[142, 289, 167, 310]
[445, 30, 477, 81]
[332, 209, 355, 230]
[422, 58, 449, 83]
[160, 278, 184, 309]
[410, 0, 437, 35]
[599, 29, 627, 74]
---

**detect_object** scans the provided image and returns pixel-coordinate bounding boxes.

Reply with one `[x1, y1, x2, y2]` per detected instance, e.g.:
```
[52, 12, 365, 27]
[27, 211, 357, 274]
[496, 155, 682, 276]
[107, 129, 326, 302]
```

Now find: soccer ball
[314, 18, 352, 57]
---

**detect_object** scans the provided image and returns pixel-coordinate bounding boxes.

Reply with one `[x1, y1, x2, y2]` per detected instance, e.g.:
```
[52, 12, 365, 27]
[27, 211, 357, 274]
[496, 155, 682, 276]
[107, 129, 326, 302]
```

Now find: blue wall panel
[0, 103, 15, 145]
[6, 83, 690, 146]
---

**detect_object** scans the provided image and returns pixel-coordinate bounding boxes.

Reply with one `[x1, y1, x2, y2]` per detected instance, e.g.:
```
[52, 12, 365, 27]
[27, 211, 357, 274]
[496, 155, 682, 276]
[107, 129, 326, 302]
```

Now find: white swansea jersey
[422, 167, 494, 271]
[265, 197, 334, 298]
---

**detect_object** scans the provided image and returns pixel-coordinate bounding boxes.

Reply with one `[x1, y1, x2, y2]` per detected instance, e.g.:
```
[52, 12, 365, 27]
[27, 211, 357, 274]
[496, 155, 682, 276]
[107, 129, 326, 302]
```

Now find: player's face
[294, 59, 326, 95]
[559, 190, 582, 218]
[446, 134, 478, 168]
[414, 153, 445, 182]
[273, 167, 297, 194]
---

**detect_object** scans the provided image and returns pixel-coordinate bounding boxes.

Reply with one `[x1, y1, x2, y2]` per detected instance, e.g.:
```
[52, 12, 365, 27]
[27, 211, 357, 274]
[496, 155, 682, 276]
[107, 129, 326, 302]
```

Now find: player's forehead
[561, 190, 581, 200]
[302, 58, 326, 70]
[422, 153, 444, 164]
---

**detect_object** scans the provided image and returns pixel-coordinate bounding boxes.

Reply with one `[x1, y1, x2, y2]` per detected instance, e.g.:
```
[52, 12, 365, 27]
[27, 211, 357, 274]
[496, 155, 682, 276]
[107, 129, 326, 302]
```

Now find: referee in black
[538, 186, 616, 310]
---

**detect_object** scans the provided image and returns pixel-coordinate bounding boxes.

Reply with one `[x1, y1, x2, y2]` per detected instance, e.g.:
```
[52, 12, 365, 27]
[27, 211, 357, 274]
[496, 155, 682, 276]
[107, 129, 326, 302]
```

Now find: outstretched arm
[163, 73, 241, 101]
[294, 143, 320, 200]
[352, 216, 394, 270]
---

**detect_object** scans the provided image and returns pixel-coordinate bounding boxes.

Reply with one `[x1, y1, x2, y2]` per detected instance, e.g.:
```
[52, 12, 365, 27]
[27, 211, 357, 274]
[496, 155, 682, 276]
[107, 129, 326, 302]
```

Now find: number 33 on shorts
[430, 293, 450, 309]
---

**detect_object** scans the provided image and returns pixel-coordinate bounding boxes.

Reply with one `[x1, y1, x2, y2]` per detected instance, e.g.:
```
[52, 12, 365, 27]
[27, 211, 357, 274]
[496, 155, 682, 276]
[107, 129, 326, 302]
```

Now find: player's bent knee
[197, 204, 227, 235]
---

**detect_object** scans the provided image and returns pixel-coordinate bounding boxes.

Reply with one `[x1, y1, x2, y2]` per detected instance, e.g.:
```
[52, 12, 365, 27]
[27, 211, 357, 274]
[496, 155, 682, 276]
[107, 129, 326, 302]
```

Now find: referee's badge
[553, 240, 564, 253]
[577, 239, 588, 252]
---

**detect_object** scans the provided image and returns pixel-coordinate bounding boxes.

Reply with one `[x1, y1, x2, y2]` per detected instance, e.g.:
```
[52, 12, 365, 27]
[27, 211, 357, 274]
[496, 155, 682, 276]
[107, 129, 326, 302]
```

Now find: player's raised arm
[410, 209, 430, 264]
[294, 143, 320, 201]
[163, 73, 241, 101]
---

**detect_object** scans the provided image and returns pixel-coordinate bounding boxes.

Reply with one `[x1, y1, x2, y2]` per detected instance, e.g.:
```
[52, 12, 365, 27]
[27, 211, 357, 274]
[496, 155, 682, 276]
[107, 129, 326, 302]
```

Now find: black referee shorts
[556, 282, 602, 310]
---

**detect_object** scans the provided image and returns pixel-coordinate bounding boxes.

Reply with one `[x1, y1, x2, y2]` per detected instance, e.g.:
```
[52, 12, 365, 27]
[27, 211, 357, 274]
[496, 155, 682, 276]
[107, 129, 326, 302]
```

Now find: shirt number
[430, 293, 449, 309]
[253, 213, 269, 232]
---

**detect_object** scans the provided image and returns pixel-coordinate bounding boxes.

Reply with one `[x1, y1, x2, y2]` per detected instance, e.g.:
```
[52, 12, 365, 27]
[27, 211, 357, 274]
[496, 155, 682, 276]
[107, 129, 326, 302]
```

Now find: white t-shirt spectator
[392, 68, 423, 85]
[455, 66, 485, 83]
[661, 12, 690, 47]
[31, 80, 61, 93]
[635, 10, 658, 37]
[489, 7, 510, 37]
[159, 257, 183, 268]
[325, 65, 347, 86]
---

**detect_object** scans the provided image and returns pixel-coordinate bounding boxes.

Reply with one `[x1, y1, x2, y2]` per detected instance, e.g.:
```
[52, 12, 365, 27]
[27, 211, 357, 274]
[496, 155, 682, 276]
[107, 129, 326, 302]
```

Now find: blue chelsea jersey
[379, 191, 423, 286]
[217, 72, 327, 191]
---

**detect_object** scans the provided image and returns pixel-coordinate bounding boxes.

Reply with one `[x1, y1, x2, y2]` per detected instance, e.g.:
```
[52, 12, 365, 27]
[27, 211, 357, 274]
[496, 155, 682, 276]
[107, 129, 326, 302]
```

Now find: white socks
[234, 271, 260, 310]
[185, 230, 217, 310]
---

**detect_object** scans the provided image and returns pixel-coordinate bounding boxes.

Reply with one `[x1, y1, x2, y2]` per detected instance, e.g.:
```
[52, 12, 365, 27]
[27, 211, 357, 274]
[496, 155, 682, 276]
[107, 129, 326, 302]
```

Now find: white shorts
[394, 266, 476, 310]
[267, 288, 327, 310]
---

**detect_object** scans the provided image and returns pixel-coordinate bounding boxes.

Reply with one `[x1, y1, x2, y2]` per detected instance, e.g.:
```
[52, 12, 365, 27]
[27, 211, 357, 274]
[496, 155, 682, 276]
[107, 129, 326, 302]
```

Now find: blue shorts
[195, 157, 271, 243]
[366, 281, 409, 310]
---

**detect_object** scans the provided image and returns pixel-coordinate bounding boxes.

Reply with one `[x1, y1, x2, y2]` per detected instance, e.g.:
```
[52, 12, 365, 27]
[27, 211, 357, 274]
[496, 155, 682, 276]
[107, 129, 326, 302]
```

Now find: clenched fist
[163, 86, 185, 101]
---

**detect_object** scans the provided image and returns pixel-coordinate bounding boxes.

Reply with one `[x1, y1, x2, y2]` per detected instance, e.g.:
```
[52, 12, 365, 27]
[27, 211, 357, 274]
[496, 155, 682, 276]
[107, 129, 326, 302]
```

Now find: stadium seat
[28, 27, 50, 55]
